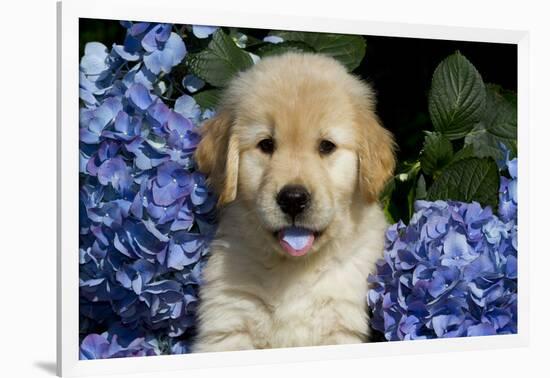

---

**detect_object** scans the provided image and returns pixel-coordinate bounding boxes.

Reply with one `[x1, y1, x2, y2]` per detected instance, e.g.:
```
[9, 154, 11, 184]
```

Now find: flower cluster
[368, 156, 518, 340]
[80, 328, 160, 360]
[79, 22, 219, 358]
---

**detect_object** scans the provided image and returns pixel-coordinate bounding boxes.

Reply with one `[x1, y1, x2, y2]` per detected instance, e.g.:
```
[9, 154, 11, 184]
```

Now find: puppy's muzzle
[276, 185, 311, 218]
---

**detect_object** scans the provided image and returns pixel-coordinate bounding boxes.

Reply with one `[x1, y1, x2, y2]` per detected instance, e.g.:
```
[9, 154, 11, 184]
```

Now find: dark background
[80, 18, 517, 165]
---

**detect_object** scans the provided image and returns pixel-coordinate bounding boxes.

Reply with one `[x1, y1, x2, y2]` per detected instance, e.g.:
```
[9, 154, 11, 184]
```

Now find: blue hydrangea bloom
[182, 74, 205, 93]
[263, 35, 284, 44]
[368, 159, 518, 341]
[191, 25, 218, 39]
[79, 21, 218, 358]
[79, 325, 162, 359]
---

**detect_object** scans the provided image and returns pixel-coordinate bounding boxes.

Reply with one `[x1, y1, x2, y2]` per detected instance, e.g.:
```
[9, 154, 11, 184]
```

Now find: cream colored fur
[193, 53, 395, 352]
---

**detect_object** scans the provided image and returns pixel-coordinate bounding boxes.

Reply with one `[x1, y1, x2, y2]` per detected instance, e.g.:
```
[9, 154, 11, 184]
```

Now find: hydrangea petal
[80, 42, 109, 75]
[80, 334, 109, 360]
[127, 83, 153, 110]
[192, 25, 218, 39]
[182, 74, 205, 93]
[174, 95, 201, 121]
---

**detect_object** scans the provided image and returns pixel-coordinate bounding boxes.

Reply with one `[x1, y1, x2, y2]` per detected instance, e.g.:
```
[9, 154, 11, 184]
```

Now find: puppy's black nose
[276, 185, 311, 217]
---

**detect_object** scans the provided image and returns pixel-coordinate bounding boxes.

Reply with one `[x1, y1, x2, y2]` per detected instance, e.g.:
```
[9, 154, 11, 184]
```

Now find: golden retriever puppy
[193, 52, 395, 352]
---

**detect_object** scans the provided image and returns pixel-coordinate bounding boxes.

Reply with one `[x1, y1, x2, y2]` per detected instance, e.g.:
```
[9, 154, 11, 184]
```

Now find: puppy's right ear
[195, 110, 239, 206]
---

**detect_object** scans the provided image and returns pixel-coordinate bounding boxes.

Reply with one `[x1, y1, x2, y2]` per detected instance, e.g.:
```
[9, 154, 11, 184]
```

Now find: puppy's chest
[243, 257, 367, 347]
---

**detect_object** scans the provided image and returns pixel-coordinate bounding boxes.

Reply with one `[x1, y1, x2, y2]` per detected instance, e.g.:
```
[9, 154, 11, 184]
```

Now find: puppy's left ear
[194, 110, 240, 206]
[356, 104, 396, 203]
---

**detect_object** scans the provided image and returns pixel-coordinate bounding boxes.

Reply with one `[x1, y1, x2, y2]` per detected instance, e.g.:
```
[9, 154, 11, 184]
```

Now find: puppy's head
[195, 53, 395, 258]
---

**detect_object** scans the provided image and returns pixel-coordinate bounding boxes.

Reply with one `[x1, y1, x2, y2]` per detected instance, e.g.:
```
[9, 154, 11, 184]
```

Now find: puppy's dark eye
[319, 140, 337, 155]
[257, 138, 275, 154]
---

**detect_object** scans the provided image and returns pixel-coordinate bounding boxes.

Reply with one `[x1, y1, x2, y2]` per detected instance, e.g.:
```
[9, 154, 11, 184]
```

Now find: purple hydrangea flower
[101, 111, 142, 141]
[80, 98, 122, 144]
[191, 25, 218, 39]
[263, 35, 284, 44]
[143, 31, 187, 75]
[80, 42, 110, 76]
[368, 158, 518, 341]
[79, 21, 218, 358]
[80, 329, 160, 359]
[182, 74, 205, 93]
[141, 24, 172, 52]
[166, 111, 200, 151]
[174, 95, 202, 124]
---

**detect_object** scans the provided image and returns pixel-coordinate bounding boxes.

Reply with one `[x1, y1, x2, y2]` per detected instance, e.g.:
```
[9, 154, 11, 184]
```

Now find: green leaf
[481, 84, 517, 139]
[269, 31, 366, 71]
[426, 157, 499, 208]
[464, 124, 516, 161]
[464, 84, 517, 160]
[380, 178, 397, 224]
[193, 89, 223, 110]
[419, 131, 453, 175]
[256, 41, 315, 58]
[449, 144, 476, 164]
[416, 174, 427, 200]
[428, 52, 486, 140]
[185, 30, 254, 87]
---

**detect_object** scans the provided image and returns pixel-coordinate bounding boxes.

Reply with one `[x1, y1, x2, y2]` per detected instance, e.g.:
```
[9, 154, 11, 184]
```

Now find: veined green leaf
[426, 157, 499, 209]
[185, 30, 254, 87]
[464, 84, 517, 160]
[419, 131, 454, 175]
[429, 52, 486, 140]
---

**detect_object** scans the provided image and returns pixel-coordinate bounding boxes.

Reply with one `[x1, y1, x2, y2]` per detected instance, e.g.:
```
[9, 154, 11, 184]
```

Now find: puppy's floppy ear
[356, 104, 396, 203]
[194, 110, 239, 206]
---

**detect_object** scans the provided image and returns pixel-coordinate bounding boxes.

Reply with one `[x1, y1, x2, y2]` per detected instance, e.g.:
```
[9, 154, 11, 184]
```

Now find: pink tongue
[278, 227, 315, 256]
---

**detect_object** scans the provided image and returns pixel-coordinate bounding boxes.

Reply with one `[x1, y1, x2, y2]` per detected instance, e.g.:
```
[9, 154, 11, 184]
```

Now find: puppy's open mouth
[272, 227, 321, 257]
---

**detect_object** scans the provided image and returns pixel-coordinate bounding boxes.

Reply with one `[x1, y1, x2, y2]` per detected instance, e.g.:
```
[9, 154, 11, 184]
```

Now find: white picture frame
[57, 0, 530, 376]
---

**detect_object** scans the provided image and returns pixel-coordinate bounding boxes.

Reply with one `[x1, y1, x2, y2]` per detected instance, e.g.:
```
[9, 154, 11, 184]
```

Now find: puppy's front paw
[192, 332, 256, 353]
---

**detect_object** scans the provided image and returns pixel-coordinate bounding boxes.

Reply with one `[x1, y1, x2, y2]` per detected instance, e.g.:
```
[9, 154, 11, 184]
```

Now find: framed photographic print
[57, 0, 529, 376]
